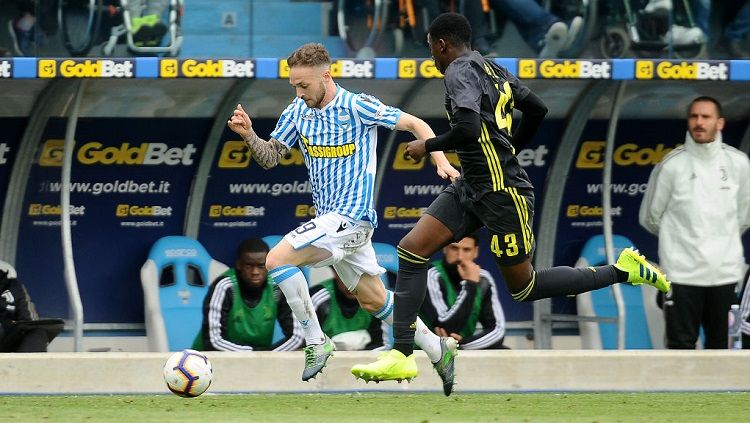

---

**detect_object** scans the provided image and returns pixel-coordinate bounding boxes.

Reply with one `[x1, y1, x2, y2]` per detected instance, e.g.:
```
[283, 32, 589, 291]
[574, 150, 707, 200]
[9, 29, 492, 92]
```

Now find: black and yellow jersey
[443, 51, 533, 197]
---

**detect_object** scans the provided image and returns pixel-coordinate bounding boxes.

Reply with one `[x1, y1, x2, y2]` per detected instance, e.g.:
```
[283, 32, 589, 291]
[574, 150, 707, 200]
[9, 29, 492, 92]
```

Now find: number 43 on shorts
[490, 233, 519, 257]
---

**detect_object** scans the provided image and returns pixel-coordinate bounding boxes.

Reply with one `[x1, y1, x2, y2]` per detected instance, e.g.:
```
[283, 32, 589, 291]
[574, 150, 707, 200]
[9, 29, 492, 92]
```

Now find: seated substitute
[311, 268, 387, 351]
[420, 234, 507, 350]
[0, 264, 57, 352]
[193, 238, 303, 351]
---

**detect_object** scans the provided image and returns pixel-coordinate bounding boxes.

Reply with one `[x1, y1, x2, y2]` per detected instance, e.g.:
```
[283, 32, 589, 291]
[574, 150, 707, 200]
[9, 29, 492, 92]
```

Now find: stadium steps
[180, 0, 346, 58]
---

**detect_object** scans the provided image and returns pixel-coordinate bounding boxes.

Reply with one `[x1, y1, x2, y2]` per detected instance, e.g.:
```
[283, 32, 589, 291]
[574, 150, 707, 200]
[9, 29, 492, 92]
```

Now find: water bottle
[728, 304, 743, 350]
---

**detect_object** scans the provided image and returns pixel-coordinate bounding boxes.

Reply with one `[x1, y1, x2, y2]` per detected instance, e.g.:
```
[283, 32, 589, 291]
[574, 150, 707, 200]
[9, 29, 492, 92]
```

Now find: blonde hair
[287, 43, 331, 68]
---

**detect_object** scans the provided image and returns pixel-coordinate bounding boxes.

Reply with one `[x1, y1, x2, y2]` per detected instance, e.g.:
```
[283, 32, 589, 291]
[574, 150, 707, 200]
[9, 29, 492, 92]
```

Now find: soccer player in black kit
[352, 13, 670, 392]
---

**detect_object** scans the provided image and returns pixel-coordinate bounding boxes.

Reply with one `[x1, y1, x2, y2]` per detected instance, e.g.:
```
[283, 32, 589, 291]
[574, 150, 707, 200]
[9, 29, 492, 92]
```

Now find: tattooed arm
[227, 104, 289, 169]
[241, 132, 289, 170]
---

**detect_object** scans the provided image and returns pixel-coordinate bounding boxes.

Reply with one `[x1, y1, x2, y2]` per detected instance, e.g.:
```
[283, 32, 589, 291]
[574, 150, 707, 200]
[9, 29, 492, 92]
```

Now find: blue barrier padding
[375, 58, 398, 79]
[135, 57, 159, 78]
[612, 59, 634, 80]
[494, 58, 518, 76]
[256, 58, 279, 79]
[12, 57, 36, 78]
[730, 60, 750, 81]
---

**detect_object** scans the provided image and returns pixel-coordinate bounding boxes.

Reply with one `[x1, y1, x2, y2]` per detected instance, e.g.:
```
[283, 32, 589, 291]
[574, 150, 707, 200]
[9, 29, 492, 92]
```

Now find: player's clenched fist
[228, 104, 253, 139]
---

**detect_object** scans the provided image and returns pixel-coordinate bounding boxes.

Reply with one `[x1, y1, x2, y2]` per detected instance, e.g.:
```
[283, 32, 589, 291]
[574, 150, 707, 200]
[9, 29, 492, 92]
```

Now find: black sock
[392, 246, 430, 357]
[511, 265, 619, 302]
[613, 266, 629, 282]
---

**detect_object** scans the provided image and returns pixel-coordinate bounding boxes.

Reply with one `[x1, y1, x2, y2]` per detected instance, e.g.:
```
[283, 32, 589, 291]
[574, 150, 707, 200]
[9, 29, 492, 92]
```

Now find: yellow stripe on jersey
[506, 187, 532, 254]
[483, 62, 498, 79]
[479, 122, 504, 191]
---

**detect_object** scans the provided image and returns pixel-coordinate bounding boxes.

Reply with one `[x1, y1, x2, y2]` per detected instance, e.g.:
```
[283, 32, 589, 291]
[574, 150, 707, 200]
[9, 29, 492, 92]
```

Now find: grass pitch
[1, 392, 748, 422]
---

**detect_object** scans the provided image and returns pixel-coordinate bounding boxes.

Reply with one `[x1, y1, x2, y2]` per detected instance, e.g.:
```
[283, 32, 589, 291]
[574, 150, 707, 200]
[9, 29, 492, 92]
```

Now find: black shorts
[425, 178, 535, 266]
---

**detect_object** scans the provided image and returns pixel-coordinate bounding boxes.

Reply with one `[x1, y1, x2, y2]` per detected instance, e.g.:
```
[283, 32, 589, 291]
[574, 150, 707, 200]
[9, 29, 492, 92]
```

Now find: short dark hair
[287, 43, 331, 68]
[236, 238, 269, 259]
[428, 13, 472, 48]
[688, 96, 723, 118]
[464, 232, 480, 247]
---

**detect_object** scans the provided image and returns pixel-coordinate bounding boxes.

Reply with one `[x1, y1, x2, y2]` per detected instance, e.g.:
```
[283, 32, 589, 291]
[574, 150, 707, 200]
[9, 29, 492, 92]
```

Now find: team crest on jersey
[338, 111, 350, 128]
[300, 134, 355, 158]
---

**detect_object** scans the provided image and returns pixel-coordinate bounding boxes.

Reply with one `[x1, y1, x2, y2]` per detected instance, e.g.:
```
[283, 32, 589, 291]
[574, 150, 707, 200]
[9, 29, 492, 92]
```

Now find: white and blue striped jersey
[270, 85, 402, 227]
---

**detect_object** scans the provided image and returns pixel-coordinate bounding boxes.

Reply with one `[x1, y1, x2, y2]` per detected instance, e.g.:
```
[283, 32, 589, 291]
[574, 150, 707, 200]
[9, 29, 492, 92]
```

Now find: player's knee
[352, 288, 384, 313]
[356, 295, 382, 314]
[397, 238, 430, 260]
[264, 249, 286, 271]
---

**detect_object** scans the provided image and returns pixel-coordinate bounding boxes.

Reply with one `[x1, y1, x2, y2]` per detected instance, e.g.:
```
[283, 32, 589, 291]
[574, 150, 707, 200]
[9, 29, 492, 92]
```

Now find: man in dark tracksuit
[420, 234, 507, 350]
[0, 269, 48, 352]
[193, 238, 303, 351]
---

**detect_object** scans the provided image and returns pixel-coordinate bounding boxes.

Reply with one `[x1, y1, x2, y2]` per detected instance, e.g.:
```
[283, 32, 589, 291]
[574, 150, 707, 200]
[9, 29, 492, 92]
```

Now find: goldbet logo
[538, 60, 611, 79]
[295, 204, 316, 218]
[78, 142, 196, 166]
[280, 59, 373, 79]
[567, 205, 622, 218]
[39, 139, 65, 167]
[28, 204, 85, 216]
[330, 60, 373, 78]
[576, 141, 676, 168]
[383, 206, 426, 219]
[635, 61, 654, 79]
[161, 59, 255, 78]
[636, 60, 729, 80]
[518, 60, 536, 78]
[398, 59, 442, 79]
[208, 205, 265, 217]
[38, 60, 57, 77]
[116, 204, 172, 217]
[217, 141, 305, 168]
[0, 143, 10, 164]
[40, 59, 134, 78]
[392, 142, 460, 170]
[218, 141, 250, 168]
[40, 140, 196, 166]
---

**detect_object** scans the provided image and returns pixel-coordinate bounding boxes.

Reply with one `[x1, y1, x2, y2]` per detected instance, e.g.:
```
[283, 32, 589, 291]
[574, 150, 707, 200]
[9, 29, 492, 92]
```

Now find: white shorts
[283, 213, 384, 291]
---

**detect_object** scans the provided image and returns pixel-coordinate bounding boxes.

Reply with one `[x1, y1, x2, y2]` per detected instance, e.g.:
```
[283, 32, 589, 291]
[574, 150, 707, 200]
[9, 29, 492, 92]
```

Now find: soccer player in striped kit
[228, 43, 461, 394]
[354, 13, 672, 382]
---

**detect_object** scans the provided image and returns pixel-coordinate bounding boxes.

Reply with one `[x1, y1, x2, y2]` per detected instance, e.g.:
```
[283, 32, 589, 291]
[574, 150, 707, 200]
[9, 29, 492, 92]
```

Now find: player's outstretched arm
[512, 91, 547, 150]
[227, 104, 289, 170]
[395, 112, 460, 180]
[404, 108, 480, 160]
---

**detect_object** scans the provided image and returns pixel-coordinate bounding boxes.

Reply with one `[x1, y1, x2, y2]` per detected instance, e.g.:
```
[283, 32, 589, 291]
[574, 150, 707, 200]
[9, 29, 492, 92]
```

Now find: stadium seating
[575, 234, 664, 349]
[180, 0, 346, 58]
[141, 236, 228, 352]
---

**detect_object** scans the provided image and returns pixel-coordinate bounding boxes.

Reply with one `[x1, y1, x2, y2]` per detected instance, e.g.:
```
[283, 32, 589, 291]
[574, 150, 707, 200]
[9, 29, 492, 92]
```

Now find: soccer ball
[163, 349, 213, 397]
